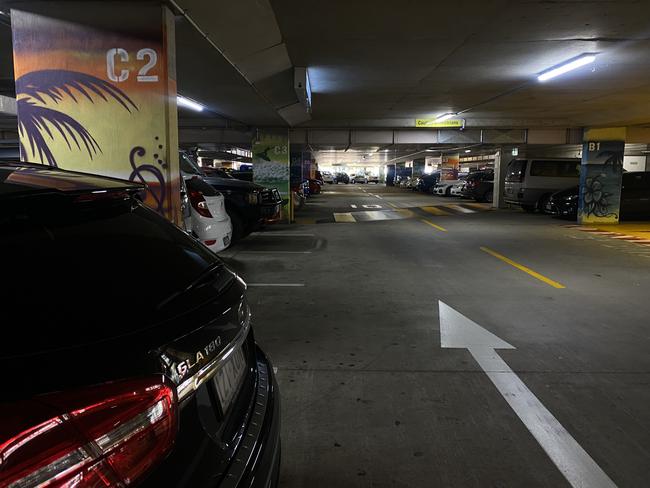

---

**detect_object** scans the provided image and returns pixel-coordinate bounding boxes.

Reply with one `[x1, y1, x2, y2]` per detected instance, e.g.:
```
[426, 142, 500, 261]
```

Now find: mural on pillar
[441, 153, 460, 181]
[579, 141, 624, 224]
[11, 7, 180, 223]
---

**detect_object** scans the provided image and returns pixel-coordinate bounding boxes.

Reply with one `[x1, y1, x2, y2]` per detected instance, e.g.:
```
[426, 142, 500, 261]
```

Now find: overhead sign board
[416, 119, 465, 128]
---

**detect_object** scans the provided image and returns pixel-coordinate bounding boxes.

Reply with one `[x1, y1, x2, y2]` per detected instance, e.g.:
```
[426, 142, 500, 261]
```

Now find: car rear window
[180, 153, 203, 176]
[186, 176, 219, 197]
[0, 196, 221, 356]
[530, 160, 580, 177]
[506, 160, 527, 182]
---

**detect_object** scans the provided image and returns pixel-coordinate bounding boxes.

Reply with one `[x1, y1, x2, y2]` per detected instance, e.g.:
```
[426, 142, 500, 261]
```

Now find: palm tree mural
[15, 69, 138, 167]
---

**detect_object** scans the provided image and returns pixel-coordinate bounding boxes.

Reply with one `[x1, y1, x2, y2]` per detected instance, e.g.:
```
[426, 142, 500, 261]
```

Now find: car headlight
[246, 192, 259, 204]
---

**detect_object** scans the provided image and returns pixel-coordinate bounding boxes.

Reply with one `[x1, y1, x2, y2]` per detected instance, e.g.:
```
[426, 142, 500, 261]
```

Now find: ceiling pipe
[166, 0, 277, 127]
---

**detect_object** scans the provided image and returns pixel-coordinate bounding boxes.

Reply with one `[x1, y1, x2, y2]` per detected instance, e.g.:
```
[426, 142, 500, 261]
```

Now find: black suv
[181, 153, 282, 241]
[547, 171, 650, 220]
[462, 170, 494, 202]
[0, 162, 280, 488]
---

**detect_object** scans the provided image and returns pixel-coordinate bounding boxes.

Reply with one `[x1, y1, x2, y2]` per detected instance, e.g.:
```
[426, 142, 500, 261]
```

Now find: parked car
[450, 181, 465, 197]
[544, 185, 579, 218]
[406, 176, 420, 190]
[433, 179, 460, 196]
[0, 161, 281, 488]
[367, 175, 380, 184]
[307, 178, 322, 194]
[546, 172, 650, 220]
[505, 158, 580, 212]
[182, 175, 232, 252]
[181, 152, 282, 242]
[334, 172, 350, 184]
[322, 171, 335, 184]
[291, 180, 306, 208]
[462, 170, 494, 202]
[352, 174, 368, 184]
[415, 173, 440, 193]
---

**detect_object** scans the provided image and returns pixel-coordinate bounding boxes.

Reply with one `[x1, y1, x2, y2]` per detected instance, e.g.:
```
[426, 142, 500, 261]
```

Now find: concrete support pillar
[578, 128, 626, 224]
[253, 129, 291, 222]
[493, 145, 523, 209]
[10, 2, 181, 224]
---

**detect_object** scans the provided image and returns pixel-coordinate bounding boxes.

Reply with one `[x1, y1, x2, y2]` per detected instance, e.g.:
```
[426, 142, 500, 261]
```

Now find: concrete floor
[220, 184, 650, 488]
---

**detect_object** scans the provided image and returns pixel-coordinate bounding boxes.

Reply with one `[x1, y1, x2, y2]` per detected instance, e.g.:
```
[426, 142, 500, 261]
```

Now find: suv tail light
[188, 189, 213, 218]
[0, 377, 177, 488]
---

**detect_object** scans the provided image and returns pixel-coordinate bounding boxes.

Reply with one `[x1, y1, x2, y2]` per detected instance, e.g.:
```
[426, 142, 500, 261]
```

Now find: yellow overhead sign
[415, 119, 465, 128]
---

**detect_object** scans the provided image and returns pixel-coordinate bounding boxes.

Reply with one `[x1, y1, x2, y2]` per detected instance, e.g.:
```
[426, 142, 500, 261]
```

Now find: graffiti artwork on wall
[579, 141, 624, 224]
[11, 6, 179, 222]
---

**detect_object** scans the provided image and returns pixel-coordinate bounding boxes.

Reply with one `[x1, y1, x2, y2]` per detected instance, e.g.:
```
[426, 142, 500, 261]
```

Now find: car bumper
[221, 346, 281, 488]
[547, 200, 578, 217]
[199, 217, 233, 253]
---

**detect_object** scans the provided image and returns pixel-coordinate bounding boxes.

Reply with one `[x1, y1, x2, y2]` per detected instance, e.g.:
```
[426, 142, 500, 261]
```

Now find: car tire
[522, 205, 535, 213]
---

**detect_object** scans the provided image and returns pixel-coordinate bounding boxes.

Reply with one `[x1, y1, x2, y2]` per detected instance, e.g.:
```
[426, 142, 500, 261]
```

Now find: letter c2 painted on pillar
[106, 48, 160, 83]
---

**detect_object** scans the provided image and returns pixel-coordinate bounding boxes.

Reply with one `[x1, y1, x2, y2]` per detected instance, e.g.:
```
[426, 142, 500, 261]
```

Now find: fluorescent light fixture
[434, 113, 456, 123]
[177, 95, 204, 111]
[538, 54, 596, 82]
[465, 149, 471, 153]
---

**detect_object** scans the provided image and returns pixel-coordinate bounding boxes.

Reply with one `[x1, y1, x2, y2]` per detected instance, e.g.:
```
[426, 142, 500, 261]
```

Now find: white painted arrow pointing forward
[438, 301, 617, 488]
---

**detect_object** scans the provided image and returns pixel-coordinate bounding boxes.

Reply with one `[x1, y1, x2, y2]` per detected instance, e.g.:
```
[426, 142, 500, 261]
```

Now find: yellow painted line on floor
[421, 206, 450, 216]
[480, 247, 565, 289]
[462, 202, 492, 211]
[334, 212, 356, 223]
[420, 219, 447, 232]
[444, 204, 475, 214]
[395, 209, 415, 218]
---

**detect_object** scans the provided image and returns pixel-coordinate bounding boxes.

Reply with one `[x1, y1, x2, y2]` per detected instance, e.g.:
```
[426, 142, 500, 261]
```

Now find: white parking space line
[247, 283, 305, 287]
[363, 211, 392, 221]
[240, 251, 313, 254]
[250, 233, 315, 237]
[351, 204, 358, 209]
[374, 194, 384, 199]
[334, 212, 356, 223]
[444, 204, 476, 214]
[439, 301, 617, 488]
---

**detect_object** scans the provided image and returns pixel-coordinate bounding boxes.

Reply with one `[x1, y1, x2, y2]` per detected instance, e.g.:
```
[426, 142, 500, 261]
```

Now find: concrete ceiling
[271, 0, 650, 128]
[3, 1, 650, 134]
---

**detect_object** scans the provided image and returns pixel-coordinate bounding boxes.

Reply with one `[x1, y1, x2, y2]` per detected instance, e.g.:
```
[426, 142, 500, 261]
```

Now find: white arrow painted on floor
[438, 301, 617, 488]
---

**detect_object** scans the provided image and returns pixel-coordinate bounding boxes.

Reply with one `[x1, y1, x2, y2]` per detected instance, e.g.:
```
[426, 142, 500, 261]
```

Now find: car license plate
[213, 347, 246, 412]
[223, 235, 231, 247]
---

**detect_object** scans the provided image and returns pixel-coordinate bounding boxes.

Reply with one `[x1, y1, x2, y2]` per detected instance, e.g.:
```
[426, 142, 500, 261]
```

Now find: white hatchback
[182, 176, 233, 252]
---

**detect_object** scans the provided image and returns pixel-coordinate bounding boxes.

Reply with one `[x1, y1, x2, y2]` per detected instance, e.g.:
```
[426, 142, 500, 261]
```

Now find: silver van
[504, 158, 580, 212]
